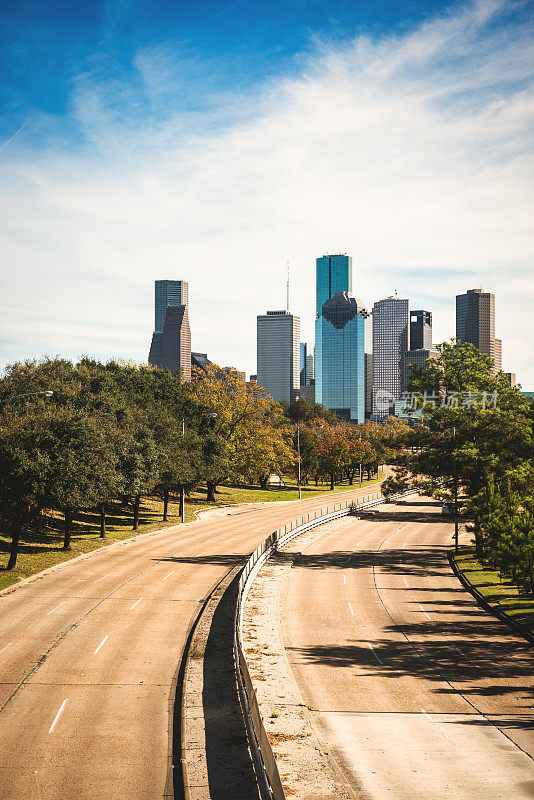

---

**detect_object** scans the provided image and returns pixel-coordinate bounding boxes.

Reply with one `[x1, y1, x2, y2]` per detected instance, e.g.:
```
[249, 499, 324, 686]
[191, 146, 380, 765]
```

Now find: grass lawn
[0, 473, 383, 592]
[452, 546, 534, 637]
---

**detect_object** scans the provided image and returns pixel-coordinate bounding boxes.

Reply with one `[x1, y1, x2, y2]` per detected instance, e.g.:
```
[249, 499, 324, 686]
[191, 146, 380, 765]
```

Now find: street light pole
[2, 390, 54, 405]
[181, 417, 186, 524]
[453, 425, 459, 553]
[295, 395, 302, 500]
[358, 430, 362, 488]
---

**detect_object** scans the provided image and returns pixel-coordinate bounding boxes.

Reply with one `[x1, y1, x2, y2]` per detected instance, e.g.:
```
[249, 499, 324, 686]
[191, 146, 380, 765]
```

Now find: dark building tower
[149, 305, 191, 380]
[371, 297, 409, 418]
[410, 310, 432, 350]
[456, 289, 501, 373]
[155, 280, 188, 332]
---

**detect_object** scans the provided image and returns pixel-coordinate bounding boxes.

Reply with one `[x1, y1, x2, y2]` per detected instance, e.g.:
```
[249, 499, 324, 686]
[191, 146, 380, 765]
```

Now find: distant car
[441, 502, 456, 516]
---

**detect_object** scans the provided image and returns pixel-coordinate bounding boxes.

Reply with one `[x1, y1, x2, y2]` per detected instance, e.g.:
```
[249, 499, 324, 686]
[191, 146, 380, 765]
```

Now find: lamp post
[294, 395, 302, 500]
[452, 425, 459, 553]
[2, 390, 53, 405]
[358, 429, 362, 488]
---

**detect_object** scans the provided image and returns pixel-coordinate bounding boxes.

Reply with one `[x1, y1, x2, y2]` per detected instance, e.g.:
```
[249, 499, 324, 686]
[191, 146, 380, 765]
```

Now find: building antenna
[286, 260, 290, 312]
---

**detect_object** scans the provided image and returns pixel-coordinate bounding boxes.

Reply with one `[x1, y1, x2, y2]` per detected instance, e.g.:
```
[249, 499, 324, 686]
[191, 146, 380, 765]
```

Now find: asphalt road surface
[282, 496, 534, 800]
[0, 486, 374, 800]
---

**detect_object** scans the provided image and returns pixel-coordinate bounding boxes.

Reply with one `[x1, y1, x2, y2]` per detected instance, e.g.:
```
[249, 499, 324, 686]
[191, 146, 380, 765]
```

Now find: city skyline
[0, 1, 532, 388]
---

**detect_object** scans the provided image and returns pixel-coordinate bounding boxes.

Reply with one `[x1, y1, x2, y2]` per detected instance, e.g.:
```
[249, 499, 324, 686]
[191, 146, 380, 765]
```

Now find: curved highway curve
[277, 496, 534, 800]
[0, 485, 376, 800]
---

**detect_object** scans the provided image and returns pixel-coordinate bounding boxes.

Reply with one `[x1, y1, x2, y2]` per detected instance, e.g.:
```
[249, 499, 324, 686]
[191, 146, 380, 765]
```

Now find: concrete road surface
[282, 497, 534, 800]
[0, 486, 374, 800]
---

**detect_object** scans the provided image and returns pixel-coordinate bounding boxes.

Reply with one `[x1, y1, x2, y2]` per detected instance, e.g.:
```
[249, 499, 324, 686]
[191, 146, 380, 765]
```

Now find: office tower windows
[149, 305, 191, 380]
[402, 348, 439, 391]
[365, 353, 373, 417]
[456, 288, 502, 373]
[315, 292, 366, 423]
[155, 280, 188, 333]
[299, 342, 314, 387]
[316, 255, 352, 317]
[257, 310, 300, 403]
[410, 310, 432, 351]
[372, 297, 409, 417]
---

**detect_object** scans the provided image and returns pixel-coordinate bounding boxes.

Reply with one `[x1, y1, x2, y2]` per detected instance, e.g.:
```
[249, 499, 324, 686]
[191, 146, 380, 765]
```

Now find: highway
[281, 496, 534, 800]
[0, 486, 372, 800]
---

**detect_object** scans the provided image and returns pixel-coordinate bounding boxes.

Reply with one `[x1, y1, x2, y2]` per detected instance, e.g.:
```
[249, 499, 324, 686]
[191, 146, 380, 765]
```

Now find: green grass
[453, 546, 534, 636]
[0, 474, 383, 592]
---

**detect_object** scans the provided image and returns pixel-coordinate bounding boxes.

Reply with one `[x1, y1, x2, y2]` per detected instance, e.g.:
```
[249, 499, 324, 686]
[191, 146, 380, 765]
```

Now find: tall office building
[155, 280, 188, 332]
[299, 342, 314, 387]
[149, 305, 191, 380]
[364, 353, 373, 418]
[372, 297, 409, 417]
[316, 254, 352, 316]
[410, 310, 432, 350]
[456, 289, 502, 373]
[402, 348, 439, 391]
[257, 310, 300, 403]
[315, 292, 366, 423]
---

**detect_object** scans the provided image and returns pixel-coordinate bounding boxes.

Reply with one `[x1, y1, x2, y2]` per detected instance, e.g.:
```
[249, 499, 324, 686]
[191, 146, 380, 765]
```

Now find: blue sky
[1, 0, 533, 386]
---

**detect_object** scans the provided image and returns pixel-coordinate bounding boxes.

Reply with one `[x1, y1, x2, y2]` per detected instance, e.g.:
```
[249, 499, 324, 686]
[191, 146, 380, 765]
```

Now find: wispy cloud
[1, 0, 533, 384]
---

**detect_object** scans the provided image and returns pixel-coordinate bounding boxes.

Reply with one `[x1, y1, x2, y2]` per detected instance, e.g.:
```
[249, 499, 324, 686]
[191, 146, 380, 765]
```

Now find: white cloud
[1, 0, 533, 385]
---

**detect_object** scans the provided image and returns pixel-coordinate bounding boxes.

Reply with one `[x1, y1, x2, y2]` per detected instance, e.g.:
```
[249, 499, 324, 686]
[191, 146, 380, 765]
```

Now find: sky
[1, 0, 533, 387]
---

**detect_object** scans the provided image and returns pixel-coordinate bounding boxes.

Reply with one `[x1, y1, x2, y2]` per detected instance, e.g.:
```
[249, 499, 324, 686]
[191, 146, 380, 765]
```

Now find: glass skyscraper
[315, 292, 366, 423]
[155, 280, 188, 333]
[316, 254, 352, 316]
[257, 310, 300, 403]
[372, 297, 409, 417]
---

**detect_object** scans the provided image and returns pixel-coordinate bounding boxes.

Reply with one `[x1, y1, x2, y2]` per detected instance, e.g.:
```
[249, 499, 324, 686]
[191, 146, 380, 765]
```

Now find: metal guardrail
[233, 488, 416, 799]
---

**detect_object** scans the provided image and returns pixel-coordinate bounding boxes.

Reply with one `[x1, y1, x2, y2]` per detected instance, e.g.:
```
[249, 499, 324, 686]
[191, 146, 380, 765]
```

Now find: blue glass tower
[315, 292, 366, 423]
[316, 254, 352, 316]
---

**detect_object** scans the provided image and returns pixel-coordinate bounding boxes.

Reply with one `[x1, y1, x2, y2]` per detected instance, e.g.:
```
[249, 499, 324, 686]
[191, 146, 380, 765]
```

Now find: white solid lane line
[49, 699, 69, 733]
[403, 576, 408, 586]
[348, 602, 354, 616]
[421, 708, 453, 742]
[343, 574, 346, 584]
[368, 643, 384, 665]
[93, 635, 108, 655]
[94, 573, 111, 583]
[418, 604, 432, 620]
[224, 538, 235, 543]
[47, 601, 66, 615]
[162, 571, 175, 581]
[0, 643, 12, 656]
[129, 598, 143, 611]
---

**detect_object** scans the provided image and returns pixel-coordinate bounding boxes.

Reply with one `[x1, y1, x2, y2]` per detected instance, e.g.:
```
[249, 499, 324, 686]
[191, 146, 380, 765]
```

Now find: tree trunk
[315, 474, 319, 486]
[330, 472, 335, 491]
[99, 503, 106, 538]
[163, 488, 169, 521]
[133, 494, 141, 531]
[259, 475, 268, 490]
[63, 510, 74, 550]
[207, 481, 216, 502]
[7, 513, 24, 570]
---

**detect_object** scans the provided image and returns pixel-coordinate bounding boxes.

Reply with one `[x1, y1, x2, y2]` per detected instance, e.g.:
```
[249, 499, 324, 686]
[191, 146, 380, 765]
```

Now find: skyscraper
[155, 280, 188, 332]
[257, 310, 300, 403]
[372, 297, 409, 417]
[149, 305, 191, 380]
[410, 310, 433, 350]
[315, 292, 366, 423]
[456, 289, 501, 373]
[316, 254, 352, 316]
[300, 342, 307, 387]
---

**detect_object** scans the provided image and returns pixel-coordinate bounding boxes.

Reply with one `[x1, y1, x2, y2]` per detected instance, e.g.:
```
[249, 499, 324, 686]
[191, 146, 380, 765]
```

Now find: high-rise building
[315, 292, 366, 423]
[402, 348, 439, 391]
[155, 280, 188, 332]
[257, 310, 300, 403]
[410, 310, 433, 351]
[456, 289, 502, 373]
[372, 297, 409, 417]
[299, 342, 314, 387]
[316, 254, 352, 316]
[364, 353, 373, 418]
[149, 305, 191, 380]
